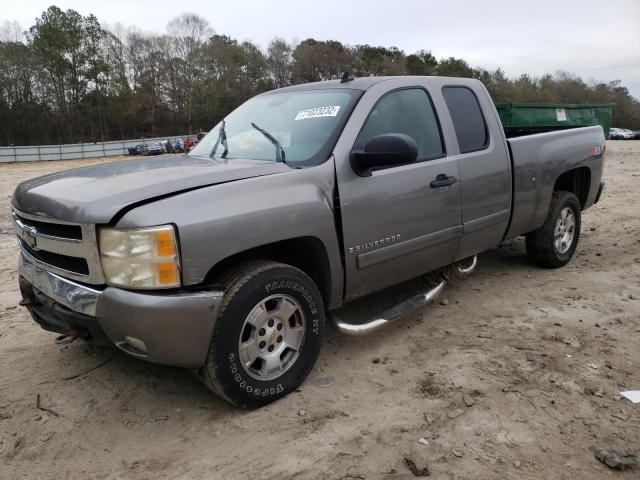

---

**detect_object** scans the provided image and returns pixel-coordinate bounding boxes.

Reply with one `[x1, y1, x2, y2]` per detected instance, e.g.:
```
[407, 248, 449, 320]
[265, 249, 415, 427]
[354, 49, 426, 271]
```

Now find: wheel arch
[553, 166, 591, 208]
[203, 236, 333, 309]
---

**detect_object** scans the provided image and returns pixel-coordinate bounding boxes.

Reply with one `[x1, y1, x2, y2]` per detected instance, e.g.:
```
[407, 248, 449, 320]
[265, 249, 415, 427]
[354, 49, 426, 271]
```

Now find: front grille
[19, 238, 89, 275]
[14, 213, 82, 240]
[12, 208, 104, 284]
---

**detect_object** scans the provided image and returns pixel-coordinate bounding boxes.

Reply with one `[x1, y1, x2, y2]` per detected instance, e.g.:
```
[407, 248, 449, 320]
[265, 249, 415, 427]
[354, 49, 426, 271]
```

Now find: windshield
[189, 89, 361, 166]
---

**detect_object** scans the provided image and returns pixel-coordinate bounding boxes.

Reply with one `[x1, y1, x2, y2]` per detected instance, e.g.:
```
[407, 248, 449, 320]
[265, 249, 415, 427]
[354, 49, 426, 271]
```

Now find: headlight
[99, 225, 180, 289]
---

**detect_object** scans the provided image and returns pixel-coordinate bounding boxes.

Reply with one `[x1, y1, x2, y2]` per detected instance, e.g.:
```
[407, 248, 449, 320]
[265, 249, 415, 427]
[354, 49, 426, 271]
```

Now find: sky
[2, 0, 639, 98]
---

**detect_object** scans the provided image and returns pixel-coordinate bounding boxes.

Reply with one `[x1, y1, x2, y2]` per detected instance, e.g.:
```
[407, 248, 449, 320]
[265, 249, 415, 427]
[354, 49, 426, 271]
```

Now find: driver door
[335, 84, 462, 301]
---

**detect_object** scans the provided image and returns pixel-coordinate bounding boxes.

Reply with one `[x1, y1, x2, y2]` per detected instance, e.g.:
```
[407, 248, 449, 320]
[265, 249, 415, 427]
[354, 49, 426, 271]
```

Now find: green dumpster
[495, 102, 614, 138]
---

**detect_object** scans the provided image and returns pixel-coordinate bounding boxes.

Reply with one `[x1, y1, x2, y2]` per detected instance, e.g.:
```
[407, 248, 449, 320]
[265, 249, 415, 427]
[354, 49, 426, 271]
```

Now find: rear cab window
[442, 86, 489, 153]
[354, 88, 445, 164]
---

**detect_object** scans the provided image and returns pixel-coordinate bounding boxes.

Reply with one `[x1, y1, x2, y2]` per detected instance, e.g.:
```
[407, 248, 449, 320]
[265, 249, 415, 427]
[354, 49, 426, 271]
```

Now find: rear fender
[505, 126, 604, 238]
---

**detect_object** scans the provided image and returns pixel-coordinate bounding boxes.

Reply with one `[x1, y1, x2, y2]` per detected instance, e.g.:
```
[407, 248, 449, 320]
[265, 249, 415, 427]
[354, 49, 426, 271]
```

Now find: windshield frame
[190, 87, 364, 168]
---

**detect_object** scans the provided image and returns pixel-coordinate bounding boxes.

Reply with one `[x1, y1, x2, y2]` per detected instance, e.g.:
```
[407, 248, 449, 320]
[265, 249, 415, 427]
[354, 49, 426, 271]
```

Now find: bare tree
[166, 13, 212, 132]
[0, 21, 23, 43]
[267, 38, 292, 88]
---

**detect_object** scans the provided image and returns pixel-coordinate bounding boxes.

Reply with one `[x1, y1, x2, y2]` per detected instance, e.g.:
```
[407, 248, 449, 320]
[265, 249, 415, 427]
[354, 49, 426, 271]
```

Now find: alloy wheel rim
[238, 294, 306, 381]
[554, 207, 576, 254]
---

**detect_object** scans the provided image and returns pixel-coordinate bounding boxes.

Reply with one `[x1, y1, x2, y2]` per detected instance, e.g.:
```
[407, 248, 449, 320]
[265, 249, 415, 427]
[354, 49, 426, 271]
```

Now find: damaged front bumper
[18, 253, 222, 368]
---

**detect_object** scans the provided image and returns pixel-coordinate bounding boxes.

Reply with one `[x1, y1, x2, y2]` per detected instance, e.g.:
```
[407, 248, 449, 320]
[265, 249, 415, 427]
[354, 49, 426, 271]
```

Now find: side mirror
[351, 133, 418, 176]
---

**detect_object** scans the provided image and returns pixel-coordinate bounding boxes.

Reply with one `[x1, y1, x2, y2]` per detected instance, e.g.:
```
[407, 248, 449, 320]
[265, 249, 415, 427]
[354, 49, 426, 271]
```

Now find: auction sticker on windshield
[295, 106, 341, 120]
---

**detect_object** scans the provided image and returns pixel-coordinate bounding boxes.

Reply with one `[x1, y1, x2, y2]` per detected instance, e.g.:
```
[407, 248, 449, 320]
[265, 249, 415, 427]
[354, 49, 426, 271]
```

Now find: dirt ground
[0, 143, 639, 480]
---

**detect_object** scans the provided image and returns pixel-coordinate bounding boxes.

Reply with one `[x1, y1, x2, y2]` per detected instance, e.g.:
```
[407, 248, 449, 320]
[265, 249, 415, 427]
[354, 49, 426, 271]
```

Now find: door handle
[430, 174, 457, 188]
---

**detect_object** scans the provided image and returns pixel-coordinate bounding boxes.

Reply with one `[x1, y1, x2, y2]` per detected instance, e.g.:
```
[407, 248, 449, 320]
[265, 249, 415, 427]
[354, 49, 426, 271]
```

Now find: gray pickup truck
[12, 76, 605, 408]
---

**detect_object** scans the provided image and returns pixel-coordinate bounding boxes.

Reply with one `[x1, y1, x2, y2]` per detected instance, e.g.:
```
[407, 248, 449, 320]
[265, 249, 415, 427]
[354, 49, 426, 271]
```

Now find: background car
[609, 127, 637, 140]
[143, 143, 164, 155]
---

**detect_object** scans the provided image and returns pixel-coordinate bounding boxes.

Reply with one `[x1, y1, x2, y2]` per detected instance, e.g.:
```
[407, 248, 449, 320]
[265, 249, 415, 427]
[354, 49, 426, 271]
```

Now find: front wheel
[202, 261, 324, 408]
[526, 190, 582, 268]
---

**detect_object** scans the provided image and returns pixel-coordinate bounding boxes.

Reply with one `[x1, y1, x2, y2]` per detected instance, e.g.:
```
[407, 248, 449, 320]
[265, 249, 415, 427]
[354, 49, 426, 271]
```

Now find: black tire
[201, 261, 324, 408]
[526, 190, 581, 268]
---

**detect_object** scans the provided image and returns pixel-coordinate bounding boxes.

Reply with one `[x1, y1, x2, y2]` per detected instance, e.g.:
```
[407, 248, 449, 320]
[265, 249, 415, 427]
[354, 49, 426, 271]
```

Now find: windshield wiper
[209, 119, 228, 159]
[250, 122, 286, 163]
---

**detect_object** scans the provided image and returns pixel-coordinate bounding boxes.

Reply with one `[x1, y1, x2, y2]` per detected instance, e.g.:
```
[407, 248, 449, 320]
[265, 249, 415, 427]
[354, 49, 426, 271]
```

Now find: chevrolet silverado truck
[12, 76, 606, 408]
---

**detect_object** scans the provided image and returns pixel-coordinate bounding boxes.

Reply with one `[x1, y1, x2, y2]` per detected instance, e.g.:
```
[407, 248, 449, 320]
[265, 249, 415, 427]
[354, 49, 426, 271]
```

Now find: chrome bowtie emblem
[24, 226, 38, 250]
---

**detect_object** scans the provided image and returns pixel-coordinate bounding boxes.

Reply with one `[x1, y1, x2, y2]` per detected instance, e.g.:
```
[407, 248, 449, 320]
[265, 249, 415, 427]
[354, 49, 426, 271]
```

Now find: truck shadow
[330, 237, 533, 329]
[58, 340, 236, 414]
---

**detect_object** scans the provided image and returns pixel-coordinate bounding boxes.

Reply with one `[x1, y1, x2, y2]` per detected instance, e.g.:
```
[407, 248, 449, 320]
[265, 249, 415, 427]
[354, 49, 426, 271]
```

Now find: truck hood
[12, 155, 290, 224]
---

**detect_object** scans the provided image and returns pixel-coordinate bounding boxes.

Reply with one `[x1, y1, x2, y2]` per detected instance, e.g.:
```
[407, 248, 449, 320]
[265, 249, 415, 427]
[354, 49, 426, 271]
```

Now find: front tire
[202, 261, 324, 408]
[526, 190, 581, 268]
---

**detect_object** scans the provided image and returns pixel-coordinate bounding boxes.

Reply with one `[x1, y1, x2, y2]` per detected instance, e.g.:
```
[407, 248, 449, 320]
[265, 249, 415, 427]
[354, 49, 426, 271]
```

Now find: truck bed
[504, 125, 598, 138]
[505, 125, 605, 239]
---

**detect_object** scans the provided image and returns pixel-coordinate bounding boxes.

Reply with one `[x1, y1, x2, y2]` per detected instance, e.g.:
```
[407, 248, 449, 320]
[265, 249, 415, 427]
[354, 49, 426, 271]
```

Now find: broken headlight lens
[99, 225, 180, 289]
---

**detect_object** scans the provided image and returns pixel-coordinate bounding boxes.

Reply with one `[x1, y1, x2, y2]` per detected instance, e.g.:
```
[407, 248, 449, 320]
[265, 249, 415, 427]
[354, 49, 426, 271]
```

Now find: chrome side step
[330, 255, 477, 336]
[331, 281, 445, 336]
[457, 254, 477, 274]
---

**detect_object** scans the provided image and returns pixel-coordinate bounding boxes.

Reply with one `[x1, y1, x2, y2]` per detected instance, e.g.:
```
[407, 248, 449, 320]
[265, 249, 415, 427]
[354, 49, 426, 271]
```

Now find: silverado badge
[349, 234, 401, 254]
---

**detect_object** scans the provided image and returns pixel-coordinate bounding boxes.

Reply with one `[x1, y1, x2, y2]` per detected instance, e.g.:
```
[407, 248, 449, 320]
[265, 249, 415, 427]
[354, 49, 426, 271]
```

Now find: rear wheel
[526, 190, 581, 268]
[202, 261, 324, 408]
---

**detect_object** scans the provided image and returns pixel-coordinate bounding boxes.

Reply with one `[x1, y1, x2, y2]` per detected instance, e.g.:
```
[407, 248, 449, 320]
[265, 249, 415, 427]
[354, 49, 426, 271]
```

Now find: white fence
[0, 135, 199, 163]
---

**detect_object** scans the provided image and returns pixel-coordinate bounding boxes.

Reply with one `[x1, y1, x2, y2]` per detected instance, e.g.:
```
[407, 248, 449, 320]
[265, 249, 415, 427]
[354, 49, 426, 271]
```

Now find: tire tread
[526, 190, 581, 268]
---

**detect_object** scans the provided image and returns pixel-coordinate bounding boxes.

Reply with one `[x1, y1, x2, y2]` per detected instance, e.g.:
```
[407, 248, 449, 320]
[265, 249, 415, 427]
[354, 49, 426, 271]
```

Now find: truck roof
[264, 76, 440, 95]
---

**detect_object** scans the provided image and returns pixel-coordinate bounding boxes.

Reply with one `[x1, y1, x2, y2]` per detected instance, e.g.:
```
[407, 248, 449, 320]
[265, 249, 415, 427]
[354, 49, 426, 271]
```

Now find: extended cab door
[438, 82, 512, 260]
[334, 79, 462, 301]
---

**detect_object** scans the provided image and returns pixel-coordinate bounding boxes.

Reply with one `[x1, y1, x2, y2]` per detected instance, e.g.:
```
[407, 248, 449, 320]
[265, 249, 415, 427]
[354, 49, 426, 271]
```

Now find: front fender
[114, 159, 343, 307]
